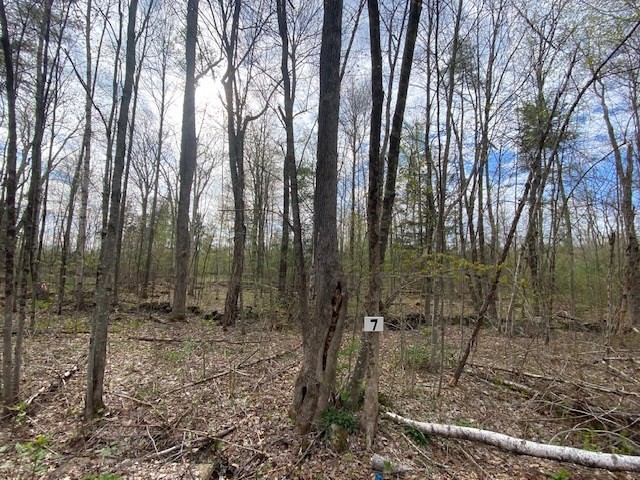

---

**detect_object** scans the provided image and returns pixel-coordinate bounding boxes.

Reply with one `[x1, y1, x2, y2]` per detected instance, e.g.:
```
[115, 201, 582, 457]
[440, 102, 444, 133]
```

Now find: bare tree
[348, 0, 422, 447]
[85, 0, 139, 420]
[291, 0, 345, 434]
[275, 0, 315, 335]
[205, 0, 274, 327]
[171, 0, 200, 319]
[1, 0, 19, 410]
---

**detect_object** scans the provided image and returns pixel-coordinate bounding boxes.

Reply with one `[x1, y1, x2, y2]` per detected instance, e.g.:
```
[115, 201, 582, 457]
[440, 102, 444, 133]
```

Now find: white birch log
[385, 411, 640, 472]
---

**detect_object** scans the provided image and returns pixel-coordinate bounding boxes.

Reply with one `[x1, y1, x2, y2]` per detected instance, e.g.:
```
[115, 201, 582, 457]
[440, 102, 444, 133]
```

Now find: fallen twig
[469, 362, 640, 398]
[126, 335, 264, 345]
[163, 347, 298, 395]
[25, 354, 88, 406]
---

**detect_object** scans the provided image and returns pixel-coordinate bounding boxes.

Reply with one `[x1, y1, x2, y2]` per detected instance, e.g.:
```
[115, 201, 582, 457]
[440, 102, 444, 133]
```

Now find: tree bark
[1, 0, 19, 411]
[172, 0, 199, 320]
[347, 0, 384, 450]
[276, 0, 310, 328]
[348, 0, 422, 447]
[74, 0, 92, 310]
[291, 0, 345, 434]
[13, 0, 53, 400]
[221, 0, 246, 328]
[379, 0, 423, 263]
[141, 27, 170, 300]
[85, 0, 138, 420]
[386, 412, 640, 472]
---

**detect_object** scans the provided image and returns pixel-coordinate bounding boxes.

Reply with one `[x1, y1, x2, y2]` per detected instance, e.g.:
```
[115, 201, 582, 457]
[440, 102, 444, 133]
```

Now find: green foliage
[611, 430, 635, 456]
[377, 392, 394, 409]
[405, 427, 429, 446]
[454, 418, 478, 428]
[9, 401, 29, 424]
[397, 343, 431, 370]
[318, 406, 357, 434]
[14, 434, 50, 476]
[581, 429, 600, 452]
[546, 468, 571, 480]
[337, 338, 359, 377]
[95, 441, 122, 458]
[163, 340, 197, 364]
[35, 299, 51, 310]
[517, 97, 576, 158]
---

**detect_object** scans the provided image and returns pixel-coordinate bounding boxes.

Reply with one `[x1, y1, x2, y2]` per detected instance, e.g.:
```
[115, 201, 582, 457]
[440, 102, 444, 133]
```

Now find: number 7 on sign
[364, 316, 384, 332]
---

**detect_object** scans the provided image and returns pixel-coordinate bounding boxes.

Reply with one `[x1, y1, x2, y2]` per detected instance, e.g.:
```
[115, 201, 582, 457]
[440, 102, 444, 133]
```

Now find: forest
[1, 0, 640, 478]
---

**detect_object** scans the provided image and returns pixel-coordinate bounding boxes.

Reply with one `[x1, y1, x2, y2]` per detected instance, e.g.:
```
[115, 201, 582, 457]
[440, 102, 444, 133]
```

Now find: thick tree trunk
[386, 412, 640, 472]
[222, 128, 246, 328]
[85, 0, 138, 420]
[292, 0, 345, 434]
[347, 0, 384, 450]
[171, 0, 199, 320]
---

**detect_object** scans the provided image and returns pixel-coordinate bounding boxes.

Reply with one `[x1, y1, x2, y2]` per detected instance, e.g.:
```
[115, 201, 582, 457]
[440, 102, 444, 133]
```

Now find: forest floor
[1, 289, 639, 479]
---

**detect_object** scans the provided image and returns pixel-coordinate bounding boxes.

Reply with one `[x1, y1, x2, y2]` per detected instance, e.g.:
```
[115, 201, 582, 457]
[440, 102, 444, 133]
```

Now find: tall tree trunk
[221, 0, 245, 328]
[13, 0, 53, 400]
[1, 0, 19, 411]
[291, 0, 345, 434]
[85, 0, 138, 420]
[361, 0, 384, 448]
[171, 0, 199, 320]
[379, 0, 423, 263]
[597, 81, 639, 333]
[276, 0, 309, 329]
[58, 147, 83, 315]
[278, 161, 290, 296]
[75, 0, 93, 310]
[141, 36, 168, 299]
[348, 0, 422, 446]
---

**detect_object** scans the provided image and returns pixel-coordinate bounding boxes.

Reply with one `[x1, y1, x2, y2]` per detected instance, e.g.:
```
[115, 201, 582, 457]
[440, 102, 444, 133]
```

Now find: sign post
[364, 316, 384, 332]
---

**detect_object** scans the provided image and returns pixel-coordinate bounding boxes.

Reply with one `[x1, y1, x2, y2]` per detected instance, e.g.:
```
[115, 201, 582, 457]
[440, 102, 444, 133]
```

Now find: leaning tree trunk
[85, 0, 138, 420]
[291, 0, 346, 434]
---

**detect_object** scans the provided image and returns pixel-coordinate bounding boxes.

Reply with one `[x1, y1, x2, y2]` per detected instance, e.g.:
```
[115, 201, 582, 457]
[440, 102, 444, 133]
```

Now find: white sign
[364, 316, 384, 332]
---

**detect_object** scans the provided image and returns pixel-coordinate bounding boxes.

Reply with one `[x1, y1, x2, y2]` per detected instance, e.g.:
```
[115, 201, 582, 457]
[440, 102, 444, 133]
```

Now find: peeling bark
[386, 412, 640, 472]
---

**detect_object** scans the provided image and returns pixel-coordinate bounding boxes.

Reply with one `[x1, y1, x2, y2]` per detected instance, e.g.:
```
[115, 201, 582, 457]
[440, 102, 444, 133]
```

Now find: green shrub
[318, 405, 357, 434]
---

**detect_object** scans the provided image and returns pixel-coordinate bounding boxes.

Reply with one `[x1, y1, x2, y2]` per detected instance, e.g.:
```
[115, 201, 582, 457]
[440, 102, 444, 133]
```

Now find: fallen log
[385, 411, 640, 472]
